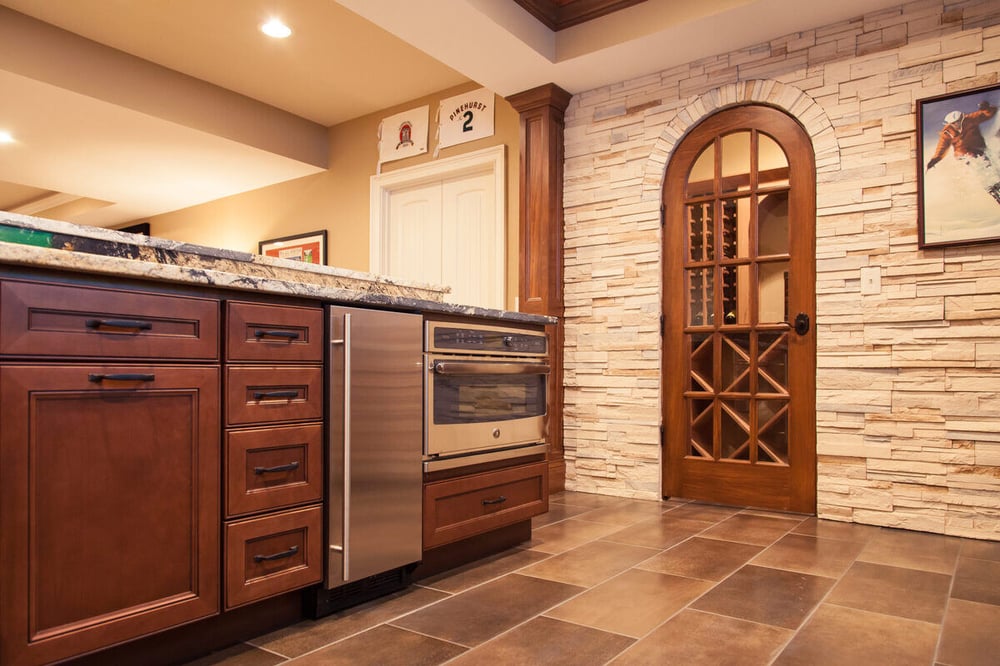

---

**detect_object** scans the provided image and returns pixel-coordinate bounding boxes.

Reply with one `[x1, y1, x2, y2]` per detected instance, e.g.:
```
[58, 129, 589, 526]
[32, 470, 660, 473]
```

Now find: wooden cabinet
[423, 461, 548, 549]
[0, 277, 222, 666]
[223, 301, 324, 609]
[0, 279, 219, 360]
[224, 505, 324, 609]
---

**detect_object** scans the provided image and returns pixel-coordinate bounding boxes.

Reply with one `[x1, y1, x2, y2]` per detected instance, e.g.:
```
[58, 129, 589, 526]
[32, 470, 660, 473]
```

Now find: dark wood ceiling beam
[512, 0, 647, 31]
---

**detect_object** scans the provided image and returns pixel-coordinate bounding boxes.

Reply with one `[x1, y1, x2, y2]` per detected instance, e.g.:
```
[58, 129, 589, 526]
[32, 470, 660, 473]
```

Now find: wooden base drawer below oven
[225, 505, 323, 609]
[423, 461, 549, 549]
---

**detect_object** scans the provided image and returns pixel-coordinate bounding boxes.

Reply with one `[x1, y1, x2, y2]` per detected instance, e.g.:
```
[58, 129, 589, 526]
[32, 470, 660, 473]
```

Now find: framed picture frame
[258, 230, 327, 265]
[917, 82, 1000, 248]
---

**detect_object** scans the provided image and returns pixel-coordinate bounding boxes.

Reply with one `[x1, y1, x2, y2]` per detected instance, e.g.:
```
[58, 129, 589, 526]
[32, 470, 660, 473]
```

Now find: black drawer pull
[86, 318, 153, 331]
[253, 390, 299, 400]
[254, 461, 300, 475]
[253, 545, 298, 563]
[88, 373, 156, 383]
[255, 330, 301, 340]
[482, 496, 508, 506]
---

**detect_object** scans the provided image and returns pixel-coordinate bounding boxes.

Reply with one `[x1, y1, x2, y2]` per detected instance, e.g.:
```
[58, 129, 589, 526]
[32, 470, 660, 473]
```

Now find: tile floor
[189, 491, 1000, 665]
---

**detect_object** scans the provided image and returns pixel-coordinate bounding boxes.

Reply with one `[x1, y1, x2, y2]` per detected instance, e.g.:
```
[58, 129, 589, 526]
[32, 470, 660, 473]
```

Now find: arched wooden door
[662, 105, 816, 514]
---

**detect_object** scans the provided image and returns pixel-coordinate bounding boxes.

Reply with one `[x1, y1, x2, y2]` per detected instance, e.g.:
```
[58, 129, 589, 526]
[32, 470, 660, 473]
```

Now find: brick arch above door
[639, 80, 841, 201]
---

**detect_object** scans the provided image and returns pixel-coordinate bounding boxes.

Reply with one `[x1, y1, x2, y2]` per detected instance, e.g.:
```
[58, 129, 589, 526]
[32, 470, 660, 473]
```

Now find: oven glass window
[433, 373, 546, 424]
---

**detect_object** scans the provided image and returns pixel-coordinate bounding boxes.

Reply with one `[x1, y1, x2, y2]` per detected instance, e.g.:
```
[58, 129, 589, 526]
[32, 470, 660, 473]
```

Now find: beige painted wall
[148, 81, 522, 309]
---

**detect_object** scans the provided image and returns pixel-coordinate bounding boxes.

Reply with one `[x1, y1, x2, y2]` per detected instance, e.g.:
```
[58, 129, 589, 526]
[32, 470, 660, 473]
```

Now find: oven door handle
[433, 361, 550, 376]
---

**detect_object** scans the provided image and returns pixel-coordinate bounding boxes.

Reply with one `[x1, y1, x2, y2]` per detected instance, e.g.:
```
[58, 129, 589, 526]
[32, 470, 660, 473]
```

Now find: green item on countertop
[0, 224, 54, 248]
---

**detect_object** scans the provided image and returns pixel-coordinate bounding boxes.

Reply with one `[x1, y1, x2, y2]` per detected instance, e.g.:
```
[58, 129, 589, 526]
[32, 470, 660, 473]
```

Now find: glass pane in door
[758, 261, 789, 324]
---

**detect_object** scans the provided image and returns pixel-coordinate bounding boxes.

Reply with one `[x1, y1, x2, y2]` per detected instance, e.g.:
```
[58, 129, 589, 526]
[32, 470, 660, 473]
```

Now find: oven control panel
[425, 321, 547, 357]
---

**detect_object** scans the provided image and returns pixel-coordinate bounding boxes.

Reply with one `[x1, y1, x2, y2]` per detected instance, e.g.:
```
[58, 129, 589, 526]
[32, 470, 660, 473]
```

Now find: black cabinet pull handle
[88, 373, 155, 383]
[253, 545, 298, 563]
[253, 390, 299, 400]
[254, 461, 300, 475]
[482, 496, 508, 506]
[254, 330, 301, 340]
[86, 318, 153, 331]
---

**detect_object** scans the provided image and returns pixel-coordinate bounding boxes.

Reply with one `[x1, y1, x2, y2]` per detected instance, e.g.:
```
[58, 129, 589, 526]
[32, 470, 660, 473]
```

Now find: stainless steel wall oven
[424, 320, 549, 471]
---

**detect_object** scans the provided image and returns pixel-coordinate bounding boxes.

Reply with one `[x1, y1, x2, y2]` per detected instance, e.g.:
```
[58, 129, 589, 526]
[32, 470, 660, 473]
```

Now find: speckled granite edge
[0, 215, 556, 325]
[0, 212, 448, 302]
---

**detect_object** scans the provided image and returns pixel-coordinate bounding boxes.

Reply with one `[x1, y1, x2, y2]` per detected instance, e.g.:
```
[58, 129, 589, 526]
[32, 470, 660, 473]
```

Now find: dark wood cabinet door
[0, 365, 220, 666]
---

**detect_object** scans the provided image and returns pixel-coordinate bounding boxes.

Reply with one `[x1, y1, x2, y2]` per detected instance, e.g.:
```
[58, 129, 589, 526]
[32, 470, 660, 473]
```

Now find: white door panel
[388, 187, 442, 286]
[371, 146, 505, 310]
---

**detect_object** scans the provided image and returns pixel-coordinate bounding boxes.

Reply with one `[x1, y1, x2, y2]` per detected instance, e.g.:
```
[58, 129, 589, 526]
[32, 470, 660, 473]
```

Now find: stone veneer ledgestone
[562, 0, 1000, 539]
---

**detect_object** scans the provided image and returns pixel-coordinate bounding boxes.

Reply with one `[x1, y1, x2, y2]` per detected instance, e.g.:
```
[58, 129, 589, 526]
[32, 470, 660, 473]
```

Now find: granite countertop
[0, 212, 556, 325]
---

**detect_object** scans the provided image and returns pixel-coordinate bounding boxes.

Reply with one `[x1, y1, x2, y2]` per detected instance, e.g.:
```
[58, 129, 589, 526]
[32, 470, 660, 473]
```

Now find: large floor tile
[531, 500, 595, 527]
[519, 539, 660, 587]
[751, 533, 865, 578]
[961, 538, 1000, 562]
[568, 499, 669, 526]
[638, 536, 763, 581]
[951, 556, 1000, 606]
[937, 598, 1000, 666]
[700, 513, 803, 546]
[792, 516, 881, 542]
[856, 526, 961, 574]
[525, 517, 622, 554]
[447, 616, 634, 666]
[550, 490, 629, 509]
[389, 573, 583, 647]
[250, 586, 448, 658]
[772, 604, 939, 666]
[691, 564, 835, 629]
[184, 643, 286, 666]
[599, 514, 713, 549]
[287, 624, 465, 666]
[417, 547, 550, 593]
[610, 609, 792, 666]
[661, 502, 741, 523]
[825, 560, 952, 624]
[544, 568, 712, 637]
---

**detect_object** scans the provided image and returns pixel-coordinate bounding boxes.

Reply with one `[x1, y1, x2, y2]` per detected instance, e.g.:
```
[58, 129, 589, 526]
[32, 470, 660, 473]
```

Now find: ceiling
[0, 0, 905, 228]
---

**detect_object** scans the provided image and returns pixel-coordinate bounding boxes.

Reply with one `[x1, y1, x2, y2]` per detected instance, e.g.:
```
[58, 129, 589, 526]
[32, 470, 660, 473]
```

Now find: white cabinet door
[384, 170, 501, 309]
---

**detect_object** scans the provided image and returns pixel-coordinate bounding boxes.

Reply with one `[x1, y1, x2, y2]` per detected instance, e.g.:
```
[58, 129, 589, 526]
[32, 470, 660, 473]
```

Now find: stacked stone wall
[562, 0, 1000, 539]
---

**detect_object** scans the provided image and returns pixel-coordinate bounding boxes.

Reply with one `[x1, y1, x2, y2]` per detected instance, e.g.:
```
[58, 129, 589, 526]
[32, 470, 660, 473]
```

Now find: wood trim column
[506, 83, 571, 492]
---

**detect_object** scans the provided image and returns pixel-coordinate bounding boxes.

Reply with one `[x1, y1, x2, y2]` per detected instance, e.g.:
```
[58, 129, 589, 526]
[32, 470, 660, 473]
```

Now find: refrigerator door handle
[328, 313, 351, 583]
[341, 312, 352, 582]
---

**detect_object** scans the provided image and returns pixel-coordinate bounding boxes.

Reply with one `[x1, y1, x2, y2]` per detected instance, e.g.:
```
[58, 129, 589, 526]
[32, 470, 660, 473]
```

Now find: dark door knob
[794, 313, 810, 335]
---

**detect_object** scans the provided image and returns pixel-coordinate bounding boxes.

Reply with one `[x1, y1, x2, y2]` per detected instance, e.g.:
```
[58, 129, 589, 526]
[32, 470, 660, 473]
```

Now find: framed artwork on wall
[917, 82, 1000, 248]
[258, 230, 327, 265]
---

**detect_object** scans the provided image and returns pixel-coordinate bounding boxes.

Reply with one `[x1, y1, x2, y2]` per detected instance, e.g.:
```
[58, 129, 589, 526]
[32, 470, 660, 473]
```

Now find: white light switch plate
[860, 266, 881, 295]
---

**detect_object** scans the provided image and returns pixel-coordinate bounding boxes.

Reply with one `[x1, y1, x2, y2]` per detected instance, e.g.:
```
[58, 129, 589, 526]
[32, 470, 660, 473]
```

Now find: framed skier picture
[917, 83, 1000, 248]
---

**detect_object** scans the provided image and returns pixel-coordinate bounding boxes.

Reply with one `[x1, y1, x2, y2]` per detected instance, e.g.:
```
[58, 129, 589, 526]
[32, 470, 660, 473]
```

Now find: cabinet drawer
[0, 280, 219, 360]
[226, 302, 324, 363]
[225, 505, 323, 609]
[423, 462, 549, 549]
[226, 424, 323, 517]
[226, 366, 323, 426]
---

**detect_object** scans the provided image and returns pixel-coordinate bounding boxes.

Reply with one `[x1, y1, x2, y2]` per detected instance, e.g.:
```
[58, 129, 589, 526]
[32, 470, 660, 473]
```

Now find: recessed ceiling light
[261, 18, 291, 39]
[0, 130, 14, 144]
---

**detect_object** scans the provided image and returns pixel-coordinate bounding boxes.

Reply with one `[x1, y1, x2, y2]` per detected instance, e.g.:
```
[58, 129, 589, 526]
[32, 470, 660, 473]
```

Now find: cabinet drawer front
[226, 366, 323, 426]
[226, 424, 323, 517]
[423, 462, 549, 549]
[225, 506, 323, 609]
[226, 302, 324, 363]
[0, 280, 219, 360]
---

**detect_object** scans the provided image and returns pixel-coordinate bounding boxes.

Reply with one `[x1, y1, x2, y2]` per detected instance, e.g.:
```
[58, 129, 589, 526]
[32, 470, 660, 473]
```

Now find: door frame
[661, 104, 817, 514]
[369, 145, 506, 301]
